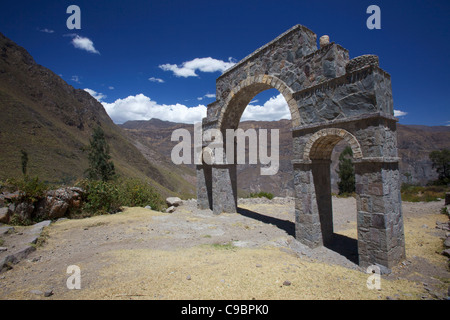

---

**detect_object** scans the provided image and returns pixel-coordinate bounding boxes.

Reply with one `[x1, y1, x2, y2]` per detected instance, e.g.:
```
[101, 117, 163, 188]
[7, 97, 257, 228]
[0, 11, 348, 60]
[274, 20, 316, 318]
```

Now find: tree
[429, 149, 450, 185]
[86, 126, 115, 181]
[21, 150, 28, 176]
[336, 146, 355, 195]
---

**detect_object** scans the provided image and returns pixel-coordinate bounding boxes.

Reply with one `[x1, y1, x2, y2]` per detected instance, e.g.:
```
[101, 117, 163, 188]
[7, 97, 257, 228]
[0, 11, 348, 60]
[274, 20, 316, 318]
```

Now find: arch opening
[302, 130, 362, 262]
[233, 88, 293, 198]
[218, 75, 301, 131]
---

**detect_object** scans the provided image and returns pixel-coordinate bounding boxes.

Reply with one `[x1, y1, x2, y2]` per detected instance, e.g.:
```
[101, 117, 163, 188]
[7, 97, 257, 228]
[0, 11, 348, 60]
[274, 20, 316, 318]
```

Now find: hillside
[0, 32, 195, 198]
[121, 119, 450, 197]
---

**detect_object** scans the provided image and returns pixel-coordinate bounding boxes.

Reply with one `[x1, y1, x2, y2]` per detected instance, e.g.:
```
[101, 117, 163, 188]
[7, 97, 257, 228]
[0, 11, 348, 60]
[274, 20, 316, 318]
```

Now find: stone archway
[217, 74, 301, 129]
[197, 25, 405, 271]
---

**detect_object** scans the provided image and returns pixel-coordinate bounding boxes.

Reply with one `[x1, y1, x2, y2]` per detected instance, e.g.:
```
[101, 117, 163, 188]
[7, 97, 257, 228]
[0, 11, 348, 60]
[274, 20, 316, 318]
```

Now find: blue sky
[1, 0, 449, 126]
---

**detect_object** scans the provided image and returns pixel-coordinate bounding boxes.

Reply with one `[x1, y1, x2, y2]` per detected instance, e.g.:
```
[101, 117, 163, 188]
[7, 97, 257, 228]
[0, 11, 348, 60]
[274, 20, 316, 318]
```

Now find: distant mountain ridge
[120, 118, 450, 196]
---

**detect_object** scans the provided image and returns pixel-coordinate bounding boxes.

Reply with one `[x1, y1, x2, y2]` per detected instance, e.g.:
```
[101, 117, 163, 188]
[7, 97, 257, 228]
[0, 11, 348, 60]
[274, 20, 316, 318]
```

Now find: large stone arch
[197, 25, 405, 271]
[217, 74, 301, 129]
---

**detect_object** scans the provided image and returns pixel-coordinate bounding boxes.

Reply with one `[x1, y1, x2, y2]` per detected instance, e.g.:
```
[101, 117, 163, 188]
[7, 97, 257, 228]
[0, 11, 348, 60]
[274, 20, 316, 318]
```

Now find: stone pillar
[212, 164, 237, 214]
[293, 162, 323, 248]
[293, 160, 334, 248]
[354, 160, 406, 271]
[311, 159, 333, 246]
[196, 164, 212, 210]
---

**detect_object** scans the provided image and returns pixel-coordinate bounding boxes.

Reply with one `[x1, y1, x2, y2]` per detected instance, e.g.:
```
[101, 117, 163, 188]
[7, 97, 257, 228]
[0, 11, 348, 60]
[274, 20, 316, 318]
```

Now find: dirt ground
[0, 197, 448, 300]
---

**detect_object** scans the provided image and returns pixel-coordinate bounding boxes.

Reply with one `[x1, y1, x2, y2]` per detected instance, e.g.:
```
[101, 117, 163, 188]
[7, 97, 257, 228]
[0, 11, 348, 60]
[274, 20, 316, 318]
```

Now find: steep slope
[397, 124, 450, 185]
[0, 32, 184, 198]
[120, 119, 197, 198]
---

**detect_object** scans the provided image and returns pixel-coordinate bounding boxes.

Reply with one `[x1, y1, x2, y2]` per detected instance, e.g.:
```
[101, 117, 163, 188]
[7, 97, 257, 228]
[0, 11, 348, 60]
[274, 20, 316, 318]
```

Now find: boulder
[443, 249, 450, 258]
[0, 226, 14, 235]
[444, 237, 450, 248]
[166, 197, 182, 207]
[166, 206, 175, 213]
[5, 187, 85, 222]
[44, 187, 84, 218]
[46, 199, 69, 219]
[14, 202, 35, 221]
[0, 191, 19, 206]
[0, 207, 9, 224]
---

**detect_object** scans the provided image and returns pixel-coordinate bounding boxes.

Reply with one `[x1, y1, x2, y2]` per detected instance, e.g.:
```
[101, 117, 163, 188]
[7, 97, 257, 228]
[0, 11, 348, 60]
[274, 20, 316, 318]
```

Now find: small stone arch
[303, 128, 363, 161]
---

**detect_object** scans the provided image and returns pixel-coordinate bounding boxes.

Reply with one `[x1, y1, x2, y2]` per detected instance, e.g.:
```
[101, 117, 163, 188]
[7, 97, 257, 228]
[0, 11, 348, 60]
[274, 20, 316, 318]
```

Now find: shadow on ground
[237, 207, 359, 264]
[325, 234, 359, 265]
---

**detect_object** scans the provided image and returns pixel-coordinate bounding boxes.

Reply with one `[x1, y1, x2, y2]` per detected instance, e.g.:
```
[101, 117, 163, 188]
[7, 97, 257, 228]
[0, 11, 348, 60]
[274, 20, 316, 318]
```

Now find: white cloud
[84, 88, 106, 102]
[70, 35, 100, 54]
[100, 92, 291, 124]
[71, 75, 81, 83]
[394, 109, 408, 117]
[148, 77, 164, 83]
[159, 57, 236, 78]
[101, 94, 207, 124]
[241, 94, 291, 122]
[108, 86, 115, 90]
[39, 28, 54, 33]
[197, 93, 216, 101]
[446, 121, 450, 127]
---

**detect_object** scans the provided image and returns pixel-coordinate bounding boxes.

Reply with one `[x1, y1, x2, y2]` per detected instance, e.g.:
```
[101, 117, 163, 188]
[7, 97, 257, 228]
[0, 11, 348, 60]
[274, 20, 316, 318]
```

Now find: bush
[401, 184, 448, 202]
[77, 179, 121, 215]
[76, 178, 164, 215]
[337, 146, 355, 195]
[116, 178, 164, 211]
[4, 176, 49, 204]
[249, 191, 274, 200]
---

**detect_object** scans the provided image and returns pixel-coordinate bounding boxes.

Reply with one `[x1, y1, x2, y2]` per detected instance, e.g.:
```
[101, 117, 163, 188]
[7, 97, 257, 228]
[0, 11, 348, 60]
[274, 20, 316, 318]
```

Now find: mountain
[120, 119, 450, 197]
[397, 124, 450, 185]
[0, 32, 195, 198]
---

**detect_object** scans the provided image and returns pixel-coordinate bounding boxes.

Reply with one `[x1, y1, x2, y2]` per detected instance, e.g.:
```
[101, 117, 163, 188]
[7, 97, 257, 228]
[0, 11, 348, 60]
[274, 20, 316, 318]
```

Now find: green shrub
[77, 179, 121, 215]
[4, 176, 48, 203]
[401, 184, 448, 202]
[76, 178, 164, 215]
[116, 178, 164, 211]
[337, 146, 355, 195]
[249, 191, 274, 200]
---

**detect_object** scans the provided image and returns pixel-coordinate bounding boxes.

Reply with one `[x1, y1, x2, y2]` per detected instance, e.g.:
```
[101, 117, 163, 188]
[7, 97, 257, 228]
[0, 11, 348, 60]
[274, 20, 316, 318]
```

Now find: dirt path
[0, 197, 448, 300]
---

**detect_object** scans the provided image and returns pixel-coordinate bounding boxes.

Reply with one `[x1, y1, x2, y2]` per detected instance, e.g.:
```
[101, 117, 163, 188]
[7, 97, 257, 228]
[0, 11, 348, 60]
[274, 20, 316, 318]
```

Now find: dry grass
[57, 245, 424, 300]
[1, 202, 447, 300]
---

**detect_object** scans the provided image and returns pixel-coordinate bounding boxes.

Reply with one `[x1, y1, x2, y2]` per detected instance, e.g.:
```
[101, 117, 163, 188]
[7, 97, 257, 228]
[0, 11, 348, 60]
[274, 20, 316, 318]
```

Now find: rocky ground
[0, 196, 448, 300]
